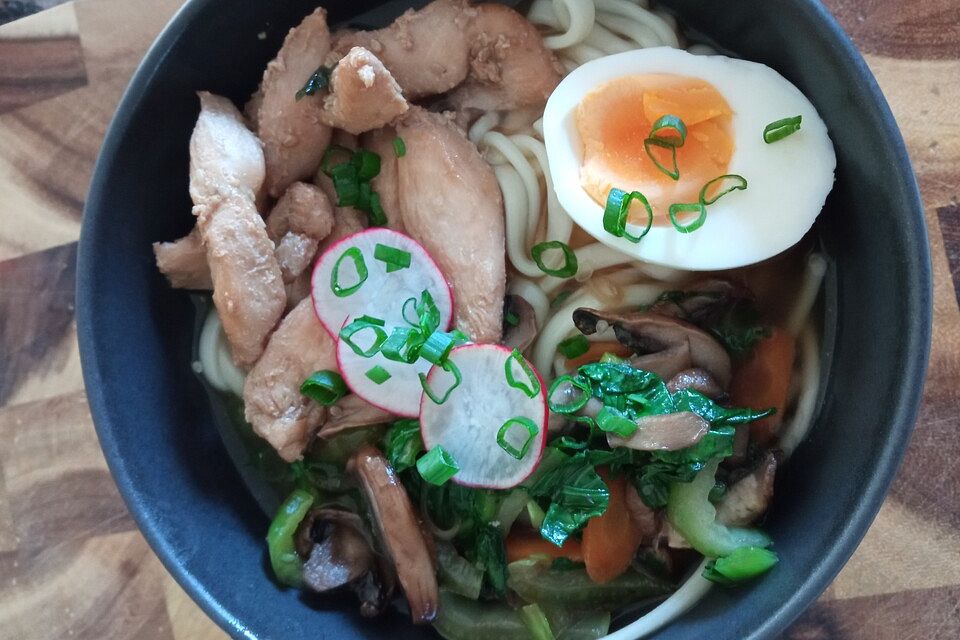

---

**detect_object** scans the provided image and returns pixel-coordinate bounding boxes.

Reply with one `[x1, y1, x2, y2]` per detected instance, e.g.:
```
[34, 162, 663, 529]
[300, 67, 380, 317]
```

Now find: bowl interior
[77, 1, 931, 639]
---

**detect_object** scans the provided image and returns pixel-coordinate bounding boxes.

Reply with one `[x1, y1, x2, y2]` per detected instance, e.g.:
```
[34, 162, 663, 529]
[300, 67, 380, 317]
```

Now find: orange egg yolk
[576, 74, 734, 224]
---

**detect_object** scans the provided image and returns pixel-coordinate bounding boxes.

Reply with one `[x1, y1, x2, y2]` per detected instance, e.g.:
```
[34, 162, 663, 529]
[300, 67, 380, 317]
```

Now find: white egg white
[543, 47, 836, 270]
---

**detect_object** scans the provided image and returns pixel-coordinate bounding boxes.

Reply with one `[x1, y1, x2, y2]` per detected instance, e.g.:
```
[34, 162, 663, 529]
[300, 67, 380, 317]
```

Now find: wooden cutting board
[0, 1, 958, 638]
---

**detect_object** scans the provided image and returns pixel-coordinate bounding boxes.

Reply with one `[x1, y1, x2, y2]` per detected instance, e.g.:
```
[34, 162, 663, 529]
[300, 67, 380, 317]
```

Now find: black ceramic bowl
[77, 1, 932, 638]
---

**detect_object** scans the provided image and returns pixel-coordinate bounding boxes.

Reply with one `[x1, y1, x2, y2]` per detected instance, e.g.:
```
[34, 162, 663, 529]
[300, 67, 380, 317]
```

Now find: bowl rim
[77, 1, 933, 638]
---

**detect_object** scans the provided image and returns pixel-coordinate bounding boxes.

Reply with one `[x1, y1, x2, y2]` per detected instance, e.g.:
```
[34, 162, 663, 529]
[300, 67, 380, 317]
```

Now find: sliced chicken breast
[396, 107, 505, 343]
[267, 181, 335, 282]
[244, 298, 337, 461]
[321, 47, 409, 135]
[153, 227, 212, 290]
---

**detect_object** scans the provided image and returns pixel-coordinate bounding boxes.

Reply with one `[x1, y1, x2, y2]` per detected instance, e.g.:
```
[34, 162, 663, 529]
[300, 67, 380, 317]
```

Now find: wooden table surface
[0, 1, 958, 638]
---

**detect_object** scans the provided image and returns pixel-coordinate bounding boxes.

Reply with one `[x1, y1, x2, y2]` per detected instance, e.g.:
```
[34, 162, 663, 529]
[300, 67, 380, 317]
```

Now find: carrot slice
[505, 530, 583, 564]
[582, 471, 642, 584]
[729, 328, 796, 447]
[565, 341, 633, 370]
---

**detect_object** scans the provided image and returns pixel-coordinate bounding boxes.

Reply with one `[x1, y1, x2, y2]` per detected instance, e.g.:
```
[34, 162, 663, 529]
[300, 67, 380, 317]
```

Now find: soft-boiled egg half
[543, 47, 836, 270]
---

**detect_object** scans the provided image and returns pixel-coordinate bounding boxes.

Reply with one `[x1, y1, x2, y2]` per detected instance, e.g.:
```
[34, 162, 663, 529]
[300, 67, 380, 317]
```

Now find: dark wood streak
[0, 37, 87, 115]
[823, 0, 960, 60]
[788, 585, 960, 639]
[0, 242, 77, 407]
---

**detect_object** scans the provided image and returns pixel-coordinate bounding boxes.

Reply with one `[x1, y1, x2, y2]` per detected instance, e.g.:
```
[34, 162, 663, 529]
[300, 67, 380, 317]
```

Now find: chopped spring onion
[365, 365, 392, 385]
[504, 348, 541, 399]
[603, 188, 653, 243]
[763, 115, 802, 143]
[596, 406, 639, 437]
[547, 375, 592, 415]
[644, 138, 680, 180]
[649, 114, 687, 147]
[332, 167, 361, 207]
[402, 296, 419, 326]
[505, 311, 520, 327]
[420, 331, 456, 365]
[415, 290, 442, 336]
[340, 316, 388, 358]
[320, 145, 354, 177]
[557, 334, 590, 360]
[374, 243, 412, 272]
[448, 329, 471, 345]
[330, 247, 368, 297]
[419, 360, 463, 405]
[519, 603, 556, 640]
[669, 202, 708, 234]
[700, 174, 748, 205]
[368, 192, 387, 227]
[531, 241, 578, 278]
[497, 417, 540, 460]
[417, 445, 460, 485]
[267, 489, 315, 587]
[703, 546, 779, 585]
[295, 65, 334, 101]
[300, 370, 349, 405]
[380, 327, 422, 364]
[393, 136, 406, 158]
[352, 149, 381, 181]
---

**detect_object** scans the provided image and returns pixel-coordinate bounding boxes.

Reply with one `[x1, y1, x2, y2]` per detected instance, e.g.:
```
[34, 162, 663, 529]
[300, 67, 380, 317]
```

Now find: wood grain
[0, 1, 957, 639]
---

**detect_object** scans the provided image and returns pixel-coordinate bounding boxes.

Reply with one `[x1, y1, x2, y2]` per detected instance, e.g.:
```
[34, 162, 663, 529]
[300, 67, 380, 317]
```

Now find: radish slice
[311, 228, 453, 338]
[313, 228, 454, 417]
[419, 344, 548, 489]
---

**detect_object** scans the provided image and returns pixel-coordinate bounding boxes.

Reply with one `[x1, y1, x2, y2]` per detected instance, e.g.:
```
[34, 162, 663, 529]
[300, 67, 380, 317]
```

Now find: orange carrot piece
[729, 328, 796, 447]
[582, 472, 642, 584]
[505, 530, 583, 564]
[566, 341, 632, 370]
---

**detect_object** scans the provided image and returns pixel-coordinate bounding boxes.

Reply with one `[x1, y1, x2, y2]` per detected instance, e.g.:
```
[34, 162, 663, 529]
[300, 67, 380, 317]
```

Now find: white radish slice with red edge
[313, 228, 453, 417]
[419, 344, 548, 489]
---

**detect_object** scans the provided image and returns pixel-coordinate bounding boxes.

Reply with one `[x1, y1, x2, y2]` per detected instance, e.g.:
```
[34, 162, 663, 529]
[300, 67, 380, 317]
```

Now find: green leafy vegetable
[529, 451, 609, 546]
[703, 546, 779, 584]
[384, 419, 423, 472]
[473, 524, 508, 596]
[436, 543, 484, 599]
[519, 604, 556, 640]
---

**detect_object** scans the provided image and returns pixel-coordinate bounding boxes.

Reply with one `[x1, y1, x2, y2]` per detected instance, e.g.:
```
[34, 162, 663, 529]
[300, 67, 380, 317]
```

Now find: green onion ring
[547, 375, 592, 415]
[330, 247, 368, 297]
[649, 114, 687, 147]
[419, 360, 463, 405]
[699, 174, 748, 205]
[504, 348, 541, 399]
[365, 365, 392, 385]
[643, 138, 680, 180]
[393, 136, 407, 158]
[416, 445, 460, 485]
[496, 417, 539, 460]
[339, 317, 388, 358]
[603, 188, 654, 243]
[669, 202, 708, 234]
[531, 241, 578, 278]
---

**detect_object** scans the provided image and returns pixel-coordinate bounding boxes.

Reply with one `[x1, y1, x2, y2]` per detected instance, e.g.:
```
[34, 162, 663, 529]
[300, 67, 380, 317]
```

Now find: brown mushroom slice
[607, 412, 709, 451]
[318, 394, 395, 440]
[649, 278, 752, 324]
[572, 308, 732, 389]
[666, 368, 724, 399]
[630, 343, 693, 383]
[624, 483, 660, 545]
[298, 509, 375, 592]
[349, 445, 439, 624]
[502, 295, 538, 352]
[716, 451, 778, 527]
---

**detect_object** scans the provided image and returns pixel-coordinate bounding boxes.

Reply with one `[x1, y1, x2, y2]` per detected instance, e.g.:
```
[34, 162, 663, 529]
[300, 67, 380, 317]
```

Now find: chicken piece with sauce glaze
[320, 47, 409, 135]
[190, 92, 285, 368]
[243, 298, 337, 462]
[396, 107, 505, 343]
[266, 181, 335, 282]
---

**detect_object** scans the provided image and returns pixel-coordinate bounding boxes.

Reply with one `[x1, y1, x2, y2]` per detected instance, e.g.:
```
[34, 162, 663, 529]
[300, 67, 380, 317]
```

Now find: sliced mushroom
[318, 394, 395, 440]
[572, 308, 732, 389]
[607, 412, 710, 452]
[624, 484, 660, 544]
[716, 451, 778, 527]
[502, 295, 538, 353]
[666, 368, 724, 399]
[649, 278, 753, 326]
[296, 508, 397, 616]
[349, 445, 439, 624]
[630, 343, 693, 382]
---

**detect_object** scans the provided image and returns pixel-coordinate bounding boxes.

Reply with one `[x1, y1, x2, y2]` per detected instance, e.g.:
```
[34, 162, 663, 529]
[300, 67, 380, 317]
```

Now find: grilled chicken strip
[190, 92, 285, 367]
[320, 47, 409, 135]
[153, 227, 212, 290]
[255, 7, 333, 197]
[396, 107, 505, 343]
[244, 298, 337, 461]
[266, 182, 335, 282]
